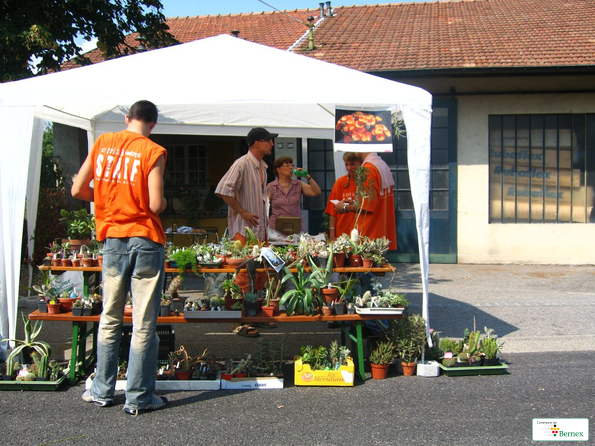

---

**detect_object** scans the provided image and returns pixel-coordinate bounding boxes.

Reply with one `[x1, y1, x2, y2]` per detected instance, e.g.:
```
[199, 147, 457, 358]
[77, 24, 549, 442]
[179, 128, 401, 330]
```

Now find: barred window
[164, 144, 206, 187]
[489, 114, 595, 223]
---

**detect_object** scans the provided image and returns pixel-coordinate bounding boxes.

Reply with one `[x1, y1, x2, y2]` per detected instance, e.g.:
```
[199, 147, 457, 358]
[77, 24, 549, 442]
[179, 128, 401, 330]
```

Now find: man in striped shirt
[216, 127, 277, 242]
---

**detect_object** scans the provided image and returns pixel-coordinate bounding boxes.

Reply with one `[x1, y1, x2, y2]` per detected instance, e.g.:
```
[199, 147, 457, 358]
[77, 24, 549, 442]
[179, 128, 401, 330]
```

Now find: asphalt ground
[4, 263, 595, 445]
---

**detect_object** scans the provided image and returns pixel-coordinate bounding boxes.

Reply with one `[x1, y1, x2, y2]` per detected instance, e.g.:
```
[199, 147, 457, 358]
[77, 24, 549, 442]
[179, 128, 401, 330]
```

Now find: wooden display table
[35, 263, 397, 384]
[29, 309, 402, 384]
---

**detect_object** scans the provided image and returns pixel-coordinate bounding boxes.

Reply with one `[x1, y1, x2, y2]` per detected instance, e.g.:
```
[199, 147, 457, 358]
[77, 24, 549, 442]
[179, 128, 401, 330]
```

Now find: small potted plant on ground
[379, 312, 427, 376]
[369, 341, 397, 379]
[169, 345, 207, 380]
[1, 312, 52, 368]
[481, 326, 504, 366]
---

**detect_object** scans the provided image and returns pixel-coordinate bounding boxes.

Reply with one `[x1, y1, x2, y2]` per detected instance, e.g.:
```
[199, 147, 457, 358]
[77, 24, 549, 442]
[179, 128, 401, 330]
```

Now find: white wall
[457, 93, 595, 264]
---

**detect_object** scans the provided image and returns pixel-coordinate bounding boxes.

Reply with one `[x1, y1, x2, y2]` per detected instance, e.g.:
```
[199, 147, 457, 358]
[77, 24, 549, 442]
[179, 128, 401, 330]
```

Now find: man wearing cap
[216, 127, 277, 241]
[216, 127, 278, 337]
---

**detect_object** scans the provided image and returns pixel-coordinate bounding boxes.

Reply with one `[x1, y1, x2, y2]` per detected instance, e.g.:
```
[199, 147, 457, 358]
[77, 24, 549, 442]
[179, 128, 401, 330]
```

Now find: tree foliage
[1, 0, 178, 82]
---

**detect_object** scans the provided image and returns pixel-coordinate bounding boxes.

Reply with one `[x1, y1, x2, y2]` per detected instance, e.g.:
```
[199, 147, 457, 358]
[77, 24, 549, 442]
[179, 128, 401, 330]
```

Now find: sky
[159, 0, 425, 17]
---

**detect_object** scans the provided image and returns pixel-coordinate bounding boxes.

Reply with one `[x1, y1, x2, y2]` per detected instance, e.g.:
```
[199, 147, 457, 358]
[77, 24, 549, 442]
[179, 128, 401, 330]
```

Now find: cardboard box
[294, 356, 354, 386]
[85, 376, 220, 391]
[220, 376, 284, 390]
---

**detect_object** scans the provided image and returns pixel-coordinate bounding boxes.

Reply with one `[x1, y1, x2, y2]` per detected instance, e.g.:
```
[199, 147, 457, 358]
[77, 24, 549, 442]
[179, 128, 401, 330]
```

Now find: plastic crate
[118, 325, 175, 361]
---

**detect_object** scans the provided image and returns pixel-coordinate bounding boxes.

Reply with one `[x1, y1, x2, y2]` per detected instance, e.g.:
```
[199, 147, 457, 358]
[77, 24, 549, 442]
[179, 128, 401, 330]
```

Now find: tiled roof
[65, 0, 595, 72]
[300, 0, 595, 71]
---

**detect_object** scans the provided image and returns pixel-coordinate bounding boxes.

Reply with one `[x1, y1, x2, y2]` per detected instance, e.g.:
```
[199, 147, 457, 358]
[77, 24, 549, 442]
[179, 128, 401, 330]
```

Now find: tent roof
[0, 34, 432, 357]
[0, 34, 431, 138]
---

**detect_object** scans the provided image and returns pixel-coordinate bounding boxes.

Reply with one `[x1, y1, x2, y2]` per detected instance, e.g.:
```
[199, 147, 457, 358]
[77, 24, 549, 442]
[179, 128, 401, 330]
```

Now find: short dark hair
[128, 100, 158, 124]
[273, 156, 293, 177]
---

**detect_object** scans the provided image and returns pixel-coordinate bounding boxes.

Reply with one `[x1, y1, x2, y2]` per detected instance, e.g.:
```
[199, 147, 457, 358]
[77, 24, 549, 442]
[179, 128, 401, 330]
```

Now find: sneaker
[81, 390, 113, 407]
[124, 396, 168, 416]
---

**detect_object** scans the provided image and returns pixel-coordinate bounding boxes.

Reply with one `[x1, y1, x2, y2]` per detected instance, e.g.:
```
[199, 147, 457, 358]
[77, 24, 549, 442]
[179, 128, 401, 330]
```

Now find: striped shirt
[215, 151, 268, 240]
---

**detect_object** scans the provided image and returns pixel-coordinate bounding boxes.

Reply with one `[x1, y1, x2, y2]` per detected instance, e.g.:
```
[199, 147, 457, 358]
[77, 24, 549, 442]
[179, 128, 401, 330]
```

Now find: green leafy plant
[59, 208, 95, 239]
[300, 342, 350, 371]
[370, 341, 397, 365]
[481, 337, 499, 359]
[171, 247, 198, 272]
[1, 313, 52, 365]
[280, 262, 322, 315]
[380, 312, 427, 363]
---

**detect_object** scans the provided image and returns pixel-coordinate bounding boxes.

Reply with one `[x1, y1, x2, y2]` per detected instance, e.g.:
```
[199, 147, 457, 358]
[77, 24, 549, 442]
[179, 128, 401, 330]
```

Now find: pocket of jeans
[134, 248, 164, 278]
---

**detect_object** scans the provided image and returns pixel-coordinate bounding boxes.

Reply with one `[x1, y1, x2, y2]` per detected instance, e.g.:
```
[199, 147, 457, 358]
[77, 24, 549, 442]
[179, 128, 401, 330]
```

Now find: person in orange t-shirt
[325, 152, 361, 241]
[72, 100, 169, 415]
[354, 152, 397, 250]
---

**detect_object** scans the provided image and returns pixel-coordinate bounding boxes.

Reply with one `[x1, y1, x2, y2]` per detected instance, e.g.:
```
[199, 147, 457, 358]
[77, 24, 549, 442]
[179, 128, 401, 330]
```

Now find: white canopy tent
[0, 34, 431, 356]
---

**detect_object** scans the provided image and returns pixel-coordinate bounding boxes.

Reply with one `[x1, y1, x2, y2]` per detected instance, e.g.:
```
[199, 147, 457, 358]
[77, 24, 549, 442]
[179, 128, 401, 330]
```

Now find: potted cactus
[369, 341, 396, 379]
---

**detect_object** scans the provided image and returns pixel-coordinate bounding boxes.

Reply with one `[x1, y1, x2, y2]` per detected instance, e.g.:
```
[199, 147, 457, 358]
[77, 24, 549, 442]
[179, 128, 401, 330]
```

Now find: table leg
[340, 321, 366, 381]
[70, 322, 81, 385]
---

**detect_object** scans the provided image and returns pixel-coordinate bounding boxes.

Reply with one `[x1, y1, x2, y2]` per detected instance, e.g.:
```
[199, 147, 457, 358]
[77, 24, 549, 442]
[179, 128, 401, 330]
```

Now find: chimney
[326, 1, 333, 17]
[231, 30, 240, 38]
[319, 3, 325, 17]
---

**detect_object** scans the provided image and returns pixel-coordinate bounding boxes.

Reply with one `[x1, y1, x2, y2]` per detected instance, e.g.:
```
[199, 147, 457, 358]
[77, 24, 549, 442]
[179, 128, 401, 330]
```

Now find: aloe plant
[280, 262, 322, 315]
[2, 312, 52, 365]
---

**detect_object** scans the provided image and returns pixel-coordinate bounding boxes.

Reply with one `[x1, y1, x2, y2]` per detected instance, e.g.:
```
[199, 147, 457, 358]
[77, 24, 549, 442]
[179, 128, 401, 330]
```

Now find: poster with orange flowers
[334, 108, 393, 152]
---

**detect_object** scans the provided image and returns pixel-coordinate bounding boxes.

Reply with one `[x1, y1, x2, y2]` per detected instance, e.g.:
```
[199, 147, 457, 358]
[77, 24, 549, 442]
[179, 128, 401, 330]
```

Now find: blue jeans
[90, 237, 164, 410]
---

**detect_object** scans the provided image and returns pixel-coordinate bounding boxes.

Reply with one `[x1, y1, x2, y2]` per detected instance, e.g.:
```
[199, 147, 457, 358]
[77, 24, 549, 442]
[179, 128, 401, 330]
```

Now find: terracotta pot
[97, 255, 103, 267]
[401, 362, 417, 376]
[322, 306, 333, 316]
[362, 258, 373, 269]
[175, 369, 194, 380]
[164, 260, 171, 269]
[269, 298, 281, 315]
[347, 254, 362, 267]
[61, 258, 72, 267]
[371, 363, 390, 379]
[225, 258, 245, 268]
[58, 297, 78, 312]
[321, 287, 339, 305]
[51, 259, 61, 267]
[47, 303, 61, 314]
[72, 259, 81, 268]
[333, 251, 346, 268]
[82, 258, 94, 268]
[261, 305, 274, 317]
[64, 238, 90, 251]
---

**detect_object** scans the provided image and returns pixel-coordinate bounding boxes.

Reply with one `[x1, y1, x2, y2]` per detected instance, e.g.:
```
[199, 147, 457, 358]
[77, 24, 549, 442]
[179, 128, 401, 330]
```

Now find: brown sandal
[235, 325, 260, 337]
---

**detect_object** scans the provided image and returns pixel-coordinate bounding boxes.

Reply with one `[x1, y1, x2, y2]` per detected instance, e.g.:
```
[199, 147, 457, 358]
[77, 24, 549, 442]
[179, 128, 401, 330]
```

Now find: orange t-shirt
[325, 174, 357, 237]
[91, 130, 167, 245]
[357, 162, 397, 250]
